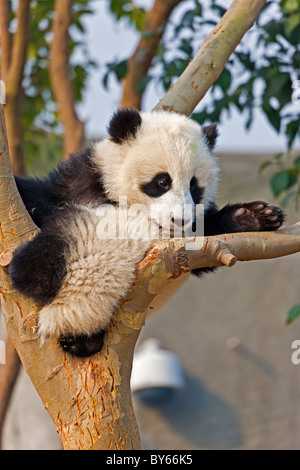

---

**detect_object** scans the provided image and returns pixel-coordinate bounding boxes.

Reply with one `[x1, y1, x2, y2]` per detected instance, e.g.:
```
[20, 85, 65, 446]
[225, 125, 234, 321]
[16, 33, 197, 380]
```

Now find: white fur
[93, 111, 219, 211]
[38, 206, 152, 339]
[38, 111, 220, 339]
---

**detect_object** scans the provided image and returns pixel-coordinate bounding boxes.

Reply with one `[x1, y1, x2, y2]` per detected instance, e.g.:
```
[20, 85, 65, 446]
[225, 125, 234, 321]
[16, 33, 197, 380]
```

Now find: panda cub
[10, 108, 285, 357]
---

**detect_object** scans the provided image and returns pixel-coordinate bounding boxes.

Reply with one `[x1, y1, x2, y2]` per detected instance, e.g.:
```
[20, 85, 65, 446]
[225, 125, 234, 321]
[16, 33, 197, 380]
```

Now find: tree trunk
[121, 0, 183, 109]
[49, 0, 85, 158]
[0, 337, 21, 450]
[4, 95, 25, 176]
[0, 0, 31, 448]
[0, 0, 31, 176]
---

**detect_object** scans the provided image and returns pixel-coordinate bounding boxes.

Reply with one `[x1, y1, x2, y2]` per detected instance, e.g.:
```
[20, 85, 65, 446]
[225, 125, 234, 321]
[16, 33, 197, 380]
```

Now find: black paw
[233, 201, 285, 232]
[59, 331, 105, 357]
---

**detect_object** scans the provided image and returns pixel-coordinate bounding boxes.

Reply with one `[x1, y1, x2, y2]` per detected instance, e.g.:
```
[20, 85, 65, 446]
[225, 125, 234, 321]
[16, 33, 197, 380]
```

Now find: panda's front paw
[59, 331, 105, 357]
[233, 201, 285, 232]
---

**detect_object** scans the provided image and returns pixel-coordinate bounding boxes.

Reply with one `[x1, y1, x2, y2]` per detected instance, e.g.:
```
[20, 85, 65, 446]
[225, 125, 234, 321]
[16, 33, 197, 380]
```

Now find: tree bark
[121, 0, 183, 109]
[49, 0, 85, 158]
[154, 0, 267, 115]
[0, 0, 31, 447]
[0, 337, 21, 450]
[0, 0, 12, 76]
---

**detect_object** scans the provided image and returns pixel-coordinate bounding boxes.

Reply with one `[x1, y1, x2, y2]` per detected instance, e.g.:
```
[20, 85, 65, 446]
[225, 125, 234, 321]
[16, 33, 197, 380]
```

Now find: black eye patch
[140, 172, 172, 198]
[190, 176, 204, 204]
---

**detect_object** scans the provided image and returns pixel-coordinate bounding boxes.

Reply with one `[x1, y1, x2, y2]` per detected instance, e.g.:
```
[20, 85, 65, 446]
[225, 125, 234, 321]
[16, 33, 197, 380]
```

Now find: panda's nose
[171, 216, 191, 227]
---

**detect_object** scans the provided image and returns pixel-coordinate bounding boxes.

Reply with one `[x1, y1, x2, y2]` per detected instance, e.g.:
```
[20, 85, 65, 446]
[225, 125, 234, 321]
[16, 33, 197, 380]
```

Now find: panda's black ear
[108, 107, 142, 144]
[202, 123, 219, 150]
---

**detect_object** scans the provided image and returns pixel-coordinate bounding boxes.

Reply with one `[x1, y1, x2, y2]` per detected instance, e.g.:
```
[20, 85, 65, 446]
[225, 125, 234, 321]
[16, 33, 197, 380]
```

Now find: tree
[1, 0, 300, 450]
[49, 0, 85, 158]
[0, 0, 95, 448]
[120, 0, 183, 109]
[0, 0, 31, 176]
[0, 0, 96, 173]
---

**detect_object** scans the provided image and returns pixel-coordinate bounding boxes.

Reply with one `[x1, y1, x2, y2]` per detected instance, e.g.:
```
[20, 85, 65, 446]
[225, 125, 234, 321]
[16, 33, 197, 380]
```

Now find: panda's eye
[158, 178, 169, 189]
[141, 172, 172, 198]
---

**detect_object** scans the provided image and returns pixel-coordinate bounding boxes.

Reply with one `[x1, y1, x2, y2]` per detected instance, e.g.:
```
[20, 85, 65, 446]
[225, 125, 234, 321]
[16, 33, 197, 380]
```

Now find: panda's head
[93, 108, 219, 235]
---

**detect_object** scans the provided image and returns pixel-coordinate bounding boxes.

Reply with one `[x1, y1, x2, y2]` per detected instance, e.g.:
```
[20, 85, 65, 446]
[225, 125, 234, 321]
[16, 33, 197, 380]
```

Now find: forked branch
[154, 0, 267, 115]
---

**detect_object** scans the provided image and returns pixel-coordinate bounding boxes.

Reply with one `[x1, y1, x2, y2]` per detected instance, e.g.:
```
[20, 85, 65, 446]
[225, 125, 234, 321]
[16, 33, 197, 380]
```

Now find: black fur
[15, 176, 61, 229]
[190, 176, 204, 204]
[108, 107, 142, 144]
[59, 331, 105, 357]
[9, 230, 68, 305]
[12, 147, 112, 357]
[15, 147, 109, 229]
[192, 201, 285, 277]
[202, 123, 219, 150]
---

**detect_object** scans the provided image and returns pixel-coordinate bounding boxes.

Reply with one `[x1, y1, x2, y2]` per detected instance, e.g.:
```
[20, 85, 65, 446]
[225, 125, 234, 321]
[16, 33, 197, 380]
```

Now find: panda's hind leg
[59, 331, 105, 357]
[9, 230, 68, 306]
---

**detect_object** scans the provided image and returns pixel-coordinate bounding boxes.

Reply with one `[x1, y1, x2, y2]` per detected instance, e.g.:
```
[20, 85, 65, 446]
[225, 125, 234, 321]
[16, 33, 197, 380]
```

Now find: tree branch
[154, 0, 267, 115]
[2, 0, 31, 176]
[0, 0, 12, 78]
[121, 0, 183, 109]
[5, 0, 31, 99]
[49, 0, 84, 158]
[0, 336, 21, 450]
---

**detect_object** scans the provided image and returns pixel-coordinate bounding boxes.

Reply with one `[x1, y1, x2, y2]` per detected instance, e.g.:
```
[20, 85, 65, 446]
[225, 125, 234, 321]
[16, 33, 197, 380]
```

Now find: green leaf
[258, 160, 272, 172]
[286, 304, 300, 324]
[215, 68, 231, 92]
[280, 189, 297, 208]
[286, 118, 300, 149]
[262, 101, 281, 133]
[180, 41, 193, 57]
[281, 0, 300, 14]
[283, 12, 300, 36]
[137, 75, 151, 95]
[270, 170, 297, 196]
[293, 156, 300, 168]
[181, 10, 196, 29]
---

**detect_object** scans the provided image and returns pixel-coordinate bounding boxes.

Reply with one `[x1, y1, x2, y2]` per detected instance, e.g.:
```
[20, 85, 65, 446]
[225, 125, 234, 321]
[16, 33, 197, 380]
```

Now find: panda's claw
[233, 201, 285, 232]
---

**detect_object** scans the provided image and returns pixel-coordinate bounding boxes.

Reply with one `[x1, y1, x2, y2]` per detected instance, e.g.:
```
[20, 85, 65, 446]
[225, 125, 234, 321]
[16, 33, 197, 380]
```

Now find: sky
[78, 0, 300, 153]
